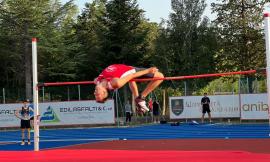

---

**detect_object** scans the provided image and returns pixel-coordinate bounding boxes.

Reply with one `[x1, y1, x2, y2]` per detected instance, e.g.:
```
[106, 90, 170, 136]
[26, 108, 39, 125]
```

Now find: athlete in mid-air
[94, 64, 164, 113]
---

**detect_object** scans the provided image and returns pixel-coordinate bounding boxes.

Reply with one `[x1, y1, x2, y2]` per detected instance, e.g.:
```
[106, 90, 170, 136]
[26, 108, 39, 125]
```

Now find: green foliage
[37, 1, 80, 82]
[153, 0, 218, 94]
[74, 0, 159, 78]
[197, 76, 267, 95]
[168, 0, 208, 75]
[150, 87, 182, 100]
[74, 0, 107, 80]
[198, 77, 239, 95]
[212, 0, 267, 71]
[0, 0, 79, 99]
[100, 0, 153, 67]
[166, 87, 183, 97]
[257, 79, 267, 93]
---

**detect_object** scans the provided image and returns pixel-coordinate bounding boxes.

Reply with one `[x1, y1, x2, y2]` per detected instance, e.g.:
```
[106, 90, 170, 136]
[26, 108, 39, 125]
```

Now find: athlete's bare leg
[27, 128, 31, 144]
[141, 72, 164, 98]
[21, 128, 25, 145]
[134, 71, 164, 113]
[129, 81, 139, 97]
[208, 112, 212, 123]
[201, 113, 205, 123]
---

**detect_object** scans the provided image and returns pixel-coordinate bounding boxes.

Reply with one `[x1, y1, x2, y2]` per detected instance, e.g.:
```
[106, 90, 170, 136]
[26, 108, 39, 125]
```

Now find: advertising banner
[169, 95, 240, 119]
[0, 100, 115, 127]
[240, 94, 269, 120]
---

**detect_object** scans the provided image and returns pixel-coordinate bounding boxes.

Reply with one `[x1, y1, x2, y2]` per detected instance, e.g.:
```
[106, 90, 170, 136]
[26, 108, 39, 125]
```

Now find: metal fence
[0, 75, 268, 125]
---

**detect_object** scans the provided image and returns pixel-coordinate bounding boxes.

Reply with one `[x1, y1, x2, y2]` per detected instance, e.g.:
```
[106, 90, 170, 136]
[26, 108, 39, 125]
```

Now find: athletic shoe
[27, 141, 31, 145]
[136, 106, 145, 114]
[21, 141, 25, 145]
[135, 97, 149, 113]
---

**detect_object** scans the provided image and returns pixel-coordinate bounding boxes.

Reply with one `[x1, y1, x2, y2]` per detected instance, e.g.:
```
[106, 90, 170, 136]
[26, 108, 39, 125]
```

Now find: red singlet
[96, 64, 135, 89]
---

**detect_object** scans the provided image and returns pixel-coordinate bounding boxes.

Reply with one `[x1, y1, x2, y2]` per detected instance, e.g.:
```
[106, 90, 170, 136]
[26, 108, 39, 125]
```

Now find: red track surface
[62, 139, 270, 153]
[0, 149, 270, 162]
[1, 139, 270, 162]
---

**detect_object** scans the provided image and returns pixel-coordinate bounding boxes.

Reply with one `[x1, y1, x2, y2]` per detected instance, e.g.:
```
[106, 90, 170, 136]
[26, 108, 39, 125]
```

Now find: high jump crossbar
[40, 69, 259, 87]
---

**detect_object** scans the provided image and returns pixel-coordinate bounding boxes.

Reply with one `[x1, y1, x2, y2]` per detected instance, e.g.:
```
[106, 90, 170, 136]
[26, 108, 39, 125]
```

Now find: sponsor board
[170, 94, 269, 119]
[240, 94, 269, 119]
[170, 95, 239, 119]
[0, 100, 115, 127]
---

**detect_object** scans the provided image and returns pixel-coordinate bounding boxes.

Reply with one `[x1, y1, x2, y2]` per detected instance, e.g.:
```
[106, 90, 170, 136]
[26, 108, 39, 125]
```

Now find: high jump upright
[264, 12, 270, 136]
[32, 38, 40, 151]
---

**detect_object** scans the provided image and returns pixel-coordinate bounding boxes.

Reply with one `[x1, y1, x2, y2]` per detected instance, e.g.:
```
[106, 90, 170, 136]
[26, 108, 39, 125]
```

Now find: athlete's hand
[94, 78, 98, 84]
[148, 67, 158, 74]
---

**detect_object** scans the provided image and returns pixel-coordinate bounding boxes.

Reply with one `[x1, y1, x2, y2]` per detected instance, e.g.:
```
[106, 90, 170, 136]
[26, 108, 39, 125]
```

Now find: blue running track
[0, 123, 269, 151]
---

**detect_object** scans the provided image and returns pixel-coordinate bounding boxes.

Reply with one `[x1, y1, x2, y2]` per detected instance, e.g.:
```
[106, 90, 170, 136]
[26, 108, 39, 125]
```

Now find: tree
[0, 0, 78, 100]
[100, 0, 151, 67]
[37, 0, 79, 82]
[75, 0, 159, 76]
[211, 0, 267, 93]
[153, 0, 218, 94]
[75, 0, 160, 101]
[74, 0, 107, 80]
[168, 0, 208, 75]
[152, 20, 174, 77]
[212, 0, 267, 71]
[0, 0, 51, 99]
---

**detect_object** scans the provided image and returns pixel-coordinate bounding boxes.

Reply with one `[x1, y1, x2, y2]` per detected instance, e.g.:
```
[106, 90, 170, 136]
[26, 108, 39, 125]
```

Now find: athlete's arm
[110, 67, 158, 88]
[94, 77, 99, 84]
[29, 107, 34, 114]
[14, 108, 21, 119]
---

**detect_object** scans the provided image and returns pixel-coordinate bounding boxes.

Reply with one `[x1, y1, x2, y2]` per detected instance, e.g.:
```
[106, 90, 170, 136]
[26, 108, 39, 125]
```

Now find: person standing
[27, 99, 34, 132]
[152, 100, 160, 123]
[15, 100, 34, 145]
[201, 93, 211, 123]
[124, 100, 132, 124]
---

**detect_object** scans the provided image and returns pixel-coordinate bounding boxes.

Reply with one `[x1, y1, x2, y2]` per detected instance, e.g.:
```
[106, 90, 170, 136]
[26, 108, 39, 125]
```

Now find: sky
[61, 0, 217, 23]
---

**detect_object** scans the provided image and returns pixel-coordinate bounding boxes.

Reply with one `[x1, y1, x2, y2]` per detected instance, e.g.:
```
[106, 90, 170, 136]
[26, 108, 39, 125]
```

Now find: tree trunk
[24, 22, 32, 100]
